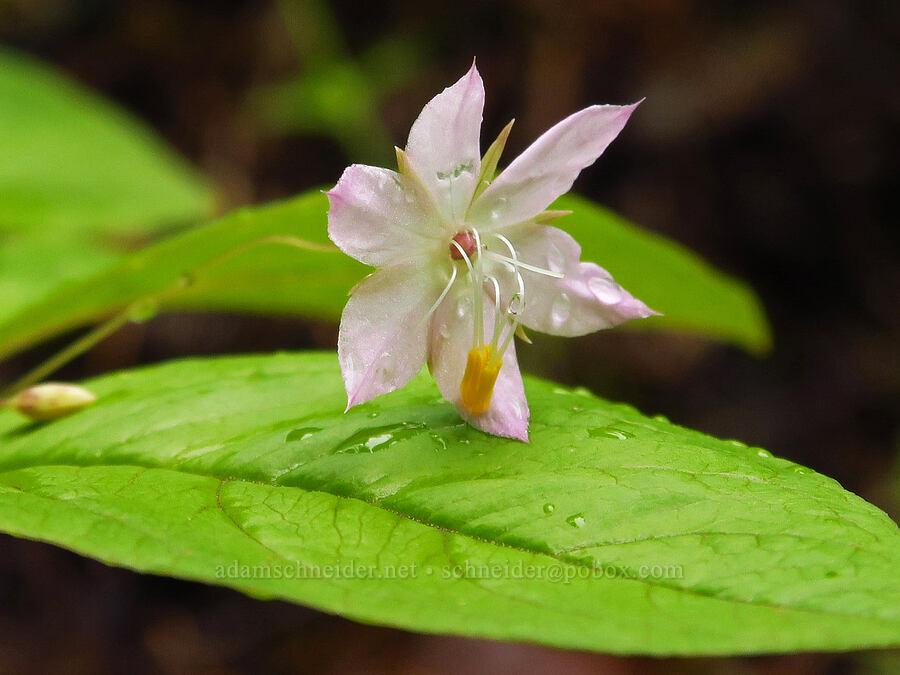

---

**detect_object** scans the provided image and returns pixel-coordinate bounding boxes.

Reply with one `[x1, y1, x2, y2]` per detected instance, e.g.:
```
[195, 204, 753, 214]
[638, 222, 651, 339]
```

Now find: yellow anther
[460, 345, 502, 415]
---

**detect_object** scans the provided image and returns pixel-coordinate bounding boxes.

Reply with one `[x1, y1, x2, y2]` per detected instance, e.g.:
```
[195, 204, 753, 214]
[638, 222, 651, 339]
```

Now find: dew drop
[543, 503, 555, 514]
[756, 449, 773, 458]
[550, 293, 571, 327]
[588, 426, 634, 440]
[566, 513, 586, 528]
[510, 398, 526, 420]
[456, 297, 471, 319]
[588, 276, 623, 304]
[652, 414, 670, 423]
[438, 323, 450, 339]
[793, 467, 807, 475]
[333, 422, 426, 455]
[368, 411, 380, 419]
[546, 244, 565, 274]
[285, 426, 322, 442]
[728, 440, 748, 448]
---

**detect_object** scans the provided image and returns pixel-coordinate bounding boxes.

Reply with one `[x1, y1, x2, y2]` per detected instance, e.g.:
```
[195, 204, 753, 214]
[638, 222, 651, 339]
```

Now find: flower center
[436, 229, 564, 416]
[449, 231, 477, 260]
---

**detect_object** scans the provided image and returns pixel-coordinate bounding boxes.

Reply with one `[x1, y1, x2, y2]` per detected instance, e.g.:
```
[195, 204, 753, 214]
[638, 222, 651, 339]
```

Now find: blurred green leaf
[0, 352, 897, 654]
[0, 46, 216, 327]
[554, 194, 772, 354]
[0, 45, 214, 233]
[0, 232, 119, 321]
[0, 190, 771, 361]
[251, 0, 424, 163]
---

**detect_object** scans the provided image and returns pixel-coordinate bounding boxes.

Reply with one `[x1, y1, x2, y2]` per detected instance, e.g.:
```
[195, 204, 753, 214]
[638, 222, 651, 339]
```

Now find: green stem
[0, 235, 336, 398]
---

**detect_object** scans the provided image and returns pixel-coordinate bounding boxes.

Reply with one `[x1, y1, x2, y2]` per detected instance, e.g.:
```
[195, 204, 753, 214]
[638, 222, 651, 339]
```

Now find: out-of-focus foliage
[0, 191, 770, 362]
[0, 45, 215, 327]
[250, 0, 425, 163]
[0, 353, 898, 655]
[555, 195, 772, 354]
[0, 46, 214, 233]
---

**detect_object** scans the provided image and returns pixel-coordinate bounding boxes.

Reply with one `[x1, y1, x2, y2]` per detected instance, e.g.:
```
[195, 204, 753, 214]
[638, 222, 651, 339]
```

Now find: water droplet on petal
[543, 503, 555, 514]
[439, 323, 450, 339]
[588, 276, 623, 304]
[456, 297, 471, 319]
[566, 513, 586, 528]
[547, 244, 565, 274]
[551, 293, 571, 327]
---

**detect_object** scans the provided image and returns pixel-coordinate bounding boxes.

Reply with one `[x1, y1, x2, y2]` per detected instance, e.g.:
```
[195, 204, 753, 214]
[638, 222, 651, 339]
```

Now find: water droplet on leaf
[588, 426, 633, 440]
[285, 426, 322, 442]
[566, 514, 586, 528]
[543, 503, 555, 514]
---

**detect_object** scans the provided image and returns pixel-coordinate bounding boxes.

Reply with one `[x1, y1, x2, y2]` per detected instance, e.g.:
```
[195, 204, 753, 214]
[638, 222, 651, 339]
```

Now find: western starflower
[327, 63, 656, 441]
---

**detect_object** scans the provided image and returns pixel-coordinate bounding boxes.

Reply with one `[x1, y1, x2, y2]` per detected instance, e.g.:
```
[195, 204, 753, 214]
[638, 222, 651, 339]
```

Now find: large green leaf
[0, 190, 769, 362]
[0, 352, 897, 654]
[0, 45, 214, 234]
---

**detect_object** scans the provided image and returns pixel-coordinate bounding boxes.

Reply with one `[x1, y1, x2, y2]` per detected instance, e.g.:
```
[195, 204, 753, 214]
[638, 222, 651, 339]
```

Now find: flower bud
[4, 383, 97, 421]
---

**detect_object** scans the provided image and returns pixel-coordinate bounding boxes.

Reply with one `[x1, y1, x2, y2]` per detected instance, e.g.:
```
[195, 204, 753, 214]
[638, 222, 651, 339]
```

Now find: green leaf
[0, 45, 214, 234]
[0, 352, 897, 654]
[553, 194, 772, 354]
[0, 232, 119, 321]
[0, 192, 365, 360]
[0, 190, 769, 362]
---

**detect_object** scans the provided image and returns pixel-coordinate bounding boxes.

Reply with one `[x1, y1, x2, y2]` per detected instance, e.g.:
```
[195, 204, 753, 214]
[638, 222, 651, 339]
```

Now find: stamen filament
[486, 276, 504, 348]
[471, 228, 485, 346]
[485, 250, 565, 279]
[420, 265, 458, 328]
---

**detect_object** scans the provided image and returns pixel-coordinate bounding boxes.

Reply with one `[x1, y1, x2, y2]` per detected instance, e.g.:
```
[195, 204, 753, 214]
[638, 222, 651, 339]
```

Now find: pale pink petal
[338, 263, 443, 409]
[468, 103, 640, 231]
[428, 284, 529, 441]
[494, 224, 658, 337]
[405, 62, 484, 226]
[327, 164, 444, 267]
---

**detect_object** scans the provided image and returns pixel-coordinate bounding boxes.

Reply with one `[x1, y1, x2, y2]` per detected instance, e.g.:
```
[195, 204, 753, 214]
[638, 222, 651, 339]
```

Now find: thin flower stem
[0, 235, 336, 399]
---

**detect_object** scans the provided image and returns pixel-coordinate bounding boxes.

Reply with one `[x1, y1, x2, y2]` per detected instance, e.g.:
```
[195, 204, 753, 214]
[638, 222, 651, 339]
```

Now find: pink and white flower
[327, 63, 656, 441]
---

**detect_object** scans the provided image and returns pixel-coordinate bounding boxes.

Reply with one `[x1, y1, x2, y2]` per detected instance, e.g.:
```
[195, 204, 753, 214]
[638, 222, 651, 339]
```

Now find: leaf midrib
[1, 459, 897, 626]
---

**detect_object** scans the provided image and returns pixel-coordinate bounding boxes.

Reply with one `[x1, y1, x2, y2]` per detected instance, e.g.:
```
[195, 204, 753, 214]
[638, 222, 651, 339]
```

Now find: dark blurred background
[0, 0, 898, 673]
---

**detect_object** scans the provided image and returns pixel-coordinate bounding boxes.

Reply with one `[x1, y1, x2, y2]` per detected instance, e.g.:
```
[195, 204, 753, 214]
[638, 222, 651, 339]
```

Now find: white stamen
[471, 228, 485, 346]
[486, 275, 505, 347]
[485, 250, 565, 279]
[420, 264, 458, 327]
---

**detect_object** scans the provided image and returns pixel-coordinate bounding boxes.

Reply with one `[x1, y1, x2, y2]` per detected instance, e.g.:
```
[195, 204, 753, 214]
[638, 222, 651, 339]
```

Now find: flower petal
[496, 224, 658, 337]
[327, 164, 443, 267]
[428, 283, 529, 441]
[339, 263, 443, 409]
[405, 62, 484, 226]
[468, 103, 640, 231]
